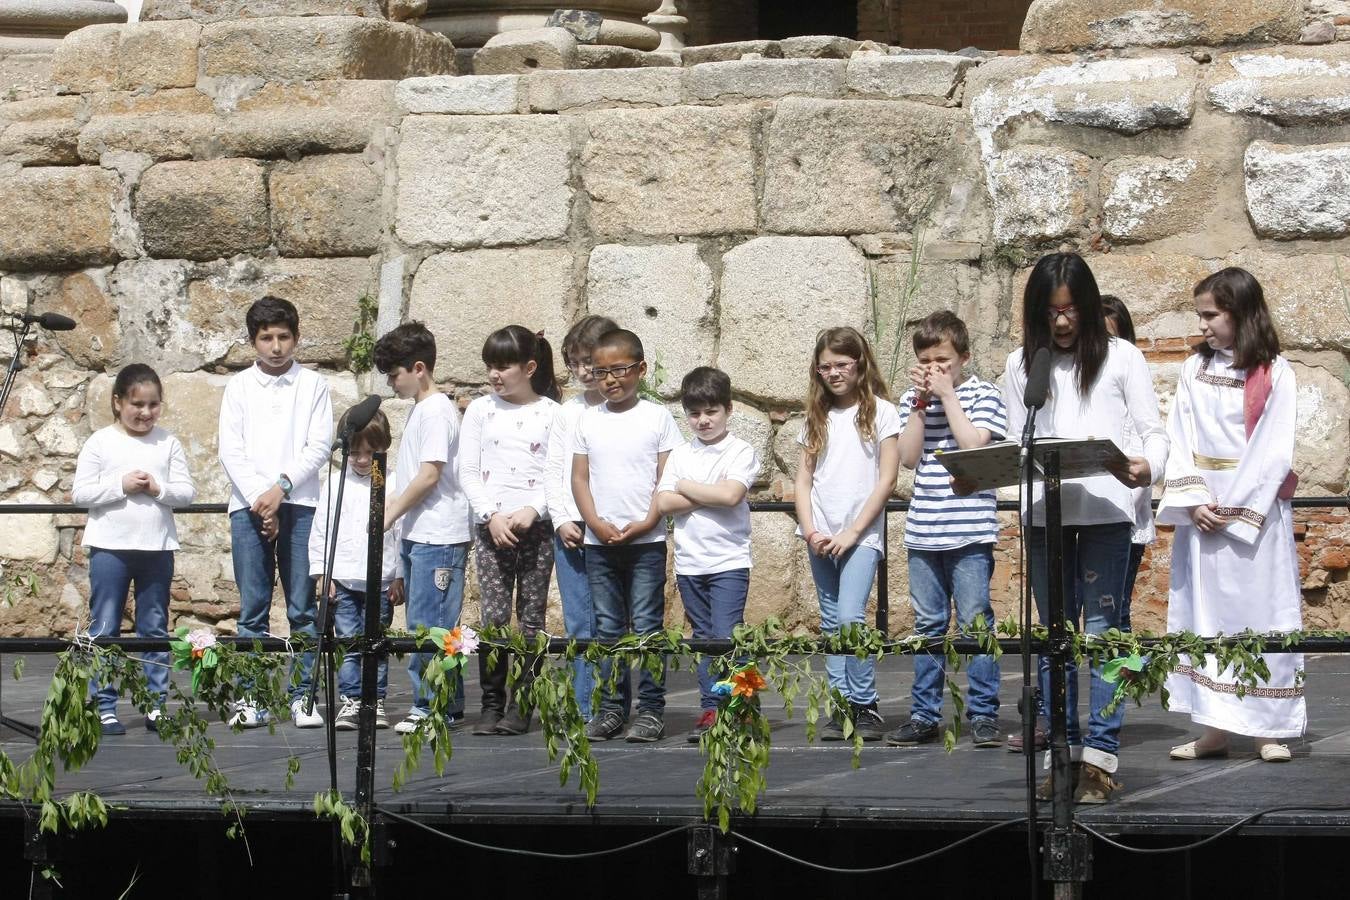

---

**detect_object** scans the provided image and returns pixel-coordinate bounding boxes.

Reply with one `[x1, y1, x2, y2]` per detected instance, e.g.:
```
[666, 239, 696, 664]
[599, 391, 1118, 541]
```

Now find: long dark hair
[482, 325, 561, 401]
[1100, 294, 1136, 344]
[1021, 252, 1110, 397]
[1192, 267, 1280, 371]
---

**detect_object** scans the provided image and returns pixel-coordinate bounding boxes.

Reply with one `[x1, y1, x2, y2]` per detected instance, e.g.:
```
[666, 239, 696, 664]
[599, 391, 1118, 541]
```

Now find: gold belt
[1193, 452, 1239, 470]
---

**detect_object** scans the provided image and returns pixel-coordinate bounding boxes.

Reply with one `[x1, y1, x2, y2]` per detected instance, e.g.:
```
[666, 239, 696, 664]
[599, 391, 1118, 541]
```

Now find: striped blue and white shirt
[898, 376, 1007, 550]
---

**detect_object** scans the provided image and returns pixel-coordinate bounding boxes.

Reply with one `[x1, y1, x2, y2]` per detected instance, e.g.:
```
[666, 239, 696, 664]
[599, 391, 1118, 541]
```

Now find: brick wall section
[899, 0, 1034, 51]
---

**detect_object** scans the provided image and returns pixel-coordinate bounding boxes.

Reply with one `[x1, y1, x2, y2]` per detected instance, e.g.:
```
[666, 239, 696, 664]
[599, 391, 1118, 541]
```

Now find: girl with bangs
[794, 326, 901, 742]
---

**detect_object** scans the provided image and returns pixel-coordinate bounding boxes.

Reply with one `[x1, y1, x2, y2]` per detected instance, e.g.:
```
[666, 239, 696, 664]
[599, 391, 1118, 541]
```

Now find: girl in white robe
[1158, 267, 1305, 762]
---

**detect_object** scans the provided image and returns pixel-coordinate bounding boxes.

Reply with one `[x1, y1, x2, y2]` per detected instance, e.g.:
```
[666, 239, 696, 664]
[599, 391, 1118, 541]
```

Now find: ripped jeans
[1027, 522, 1131, 757]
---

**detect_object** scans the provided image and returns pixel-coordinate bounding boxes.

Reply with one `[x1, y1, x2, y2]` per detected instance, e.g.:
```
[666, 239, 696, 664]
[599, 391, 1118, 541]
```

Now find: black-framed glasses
[1048, 305, 1080, 322]
[591, 362, 642, 379]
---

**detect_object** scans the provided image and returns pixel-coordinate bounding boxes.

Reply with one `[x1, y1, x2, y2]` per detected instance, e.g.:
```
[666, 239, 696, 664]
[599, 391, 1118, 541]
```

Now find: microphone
[333, 395, 383, 450]
[5, 312, 77, 331]
[1019, 347, 1052, 468]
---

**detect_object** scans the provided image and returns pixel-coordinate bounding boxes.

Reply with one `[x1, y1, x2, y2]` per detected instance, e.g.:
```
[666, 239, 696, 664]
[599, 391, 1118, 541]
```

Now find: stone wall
[1, 5, 1348, 644]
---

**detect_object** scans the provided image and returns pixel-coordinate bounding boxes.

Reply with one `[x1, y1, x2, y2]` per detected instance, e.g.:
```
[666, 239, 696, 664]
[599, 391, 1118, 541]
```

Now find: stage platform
[3, 653, 1348, 897]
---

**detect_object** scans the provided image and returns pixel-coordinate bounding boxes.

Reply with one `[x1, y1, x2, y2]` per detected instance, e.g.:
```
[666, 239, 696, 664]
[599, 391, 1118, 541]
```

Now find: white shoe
[334, 696, 361, 731]
[394, 711, 426, 734]
[375, 699, 389, 729]
[228, 702, 267, 729]
[291, 698, 324, 729]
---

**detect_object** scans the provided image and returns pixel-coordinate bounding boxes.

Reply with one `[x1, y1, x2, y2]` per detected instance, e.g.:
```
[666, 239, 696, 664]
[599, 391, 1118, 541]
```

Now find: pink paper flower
[186, 629, 217, 652]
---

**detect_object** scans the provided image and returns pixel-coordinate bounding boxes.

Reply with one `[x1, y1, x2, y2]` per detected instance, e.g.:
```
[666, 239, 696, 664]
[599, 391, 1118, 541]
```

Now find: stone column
[643, 0, 685, 51]
[421, 1, 662, 50]
[0, 0, 126, 52]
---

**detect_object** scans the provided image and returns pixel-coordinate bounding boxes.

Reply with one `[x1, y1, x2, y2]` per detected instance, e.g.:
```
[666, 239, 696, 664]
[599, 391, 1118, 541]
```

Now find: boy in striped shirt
[888, 311, 1007, 748]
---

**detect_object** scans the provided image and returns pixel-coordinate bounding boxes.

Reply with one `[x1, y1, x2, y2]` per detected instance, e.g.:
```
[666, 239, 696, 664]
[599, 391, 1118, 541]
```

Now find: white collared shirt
[218, 360, 333, 513]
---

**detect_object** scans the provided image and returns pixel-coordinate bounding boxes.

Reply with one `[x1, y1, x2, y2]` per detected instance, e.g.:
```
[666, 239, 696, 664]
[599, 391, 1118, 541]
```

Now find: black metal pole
[0, 321, 39, 741]
[352, 451, 387, 898]
[876, 510, 889, 633]
[1020, 404, 1041, 899]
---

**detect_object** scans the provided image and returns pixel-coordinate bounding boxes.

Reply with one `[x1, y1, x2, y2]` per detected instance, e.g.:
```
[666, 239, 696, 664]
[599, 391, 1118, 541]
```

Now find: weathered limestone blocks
[1288, 352, 1350, 493]
[0, 0, 125, 52]
[717, 237, 870, 403]
[1208, 46, 1350, 124]
[200, 17, 455, 81]
[761, 98, 970, 236]
[136, 158, 269, 260]
[421, 0, 660, 51]
[988, 147, 1091, 244]
[141, 0, 426, 20]
[395, 114, 573, 248]
[844, 53, 975, 104]
[0, 95, 82, 165]
[684, 58, 846, 102]
[581, 105, 756, 238]
[1102, 156, 1218, 243]
[1220, 250, 1350, 353]
[474, 26, 577, 75]
[0, 166, 121, 270]
[585, 243, 715, 399]
[0, 491, 58, 562]
[51, 21, 200, 93]
[1245, 141, 1350, 239]
[528, 67, 684, 111]
[270, 154, 383, 257]
[1020, 0, 1303, 53]
[25, 268, 121, 369]
[396, 74, 526, 114]
[407, 249, 574, 383]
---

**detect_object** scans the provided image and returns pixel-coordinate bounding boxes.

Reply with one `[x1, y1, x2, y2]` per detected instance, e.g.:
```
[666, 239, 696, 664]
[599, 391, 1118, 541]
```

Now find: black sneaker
[472, 710, 504, 736]
[100, 712, 126, 736]
[885, 718, 941, 746]
[971, 719, 1003, 748]
[495, 708, 532, 736]
[818, 714, 846, 741]
[584, 710, 625, 742]
[625, 712, 665, 743]
[853, 704, 886, 742]
[334, 696, 361, 731]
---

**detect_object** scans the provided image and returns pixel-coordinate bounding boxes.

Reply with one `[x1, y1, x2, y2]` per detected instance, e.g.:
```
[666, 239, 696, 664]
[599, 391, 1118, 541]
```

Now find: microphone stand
[1019, 396, 1041, 892]
[0, 320, 40, 740]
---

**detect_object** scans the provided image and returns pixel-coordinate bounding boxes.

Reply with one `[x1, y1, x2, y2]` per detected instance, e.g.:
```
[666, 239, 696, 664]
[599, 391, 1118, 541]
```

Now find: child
[218, 296, 333, 729]
[74, 364, 195, 735]
[656, 367, 760, 743]
[890, 311, 1006, 748]
[1002, 253, 1167, 803]
[1101, 295, 1153, 632]
[572, 328, 682, 743]
[794, 326, 901, 742]
[545, 315, 622, 720]
[459, 326, 561, 736]
[374, 321, 472, 733]
[1158, 268, 1304, 763]
[307, 408, 399, 731]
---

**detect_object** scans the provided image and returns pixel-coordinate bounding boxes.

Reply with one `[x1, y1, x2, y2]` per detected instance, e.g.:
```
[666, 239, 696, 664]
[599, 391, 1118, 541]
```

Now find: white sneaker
[291, 698, 324, 729]
[393, 711, 426, 734]
[228, 702, 267, 729]
[375, 699, 389, 729]
[334, 696, 361, 731]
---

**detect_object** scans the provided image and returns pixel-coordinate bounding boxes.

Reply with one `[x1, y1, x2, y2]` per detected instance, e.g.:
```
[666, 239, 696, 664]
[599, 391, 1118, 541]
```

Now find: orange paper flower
[730, 667, 766, 699]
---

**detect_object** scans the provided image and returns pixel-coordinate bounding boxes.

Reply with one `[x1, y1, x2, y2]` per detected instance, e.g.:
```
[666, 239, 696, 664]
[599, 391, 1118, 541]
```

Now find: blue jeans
[907, 544, 1000, 725]
[808, 545, 881, 706]
[402, 539, 468, 719]
[333, 583, 392, 700]
[231, 505, 316, 701]
[1028, 522, 1132, 756]
[676, 570, 750, 710]
[88, 548, 172, 714]
[587, 542, 668, 717]
[1120, 542, 1146, 632]
[554, 535, 632, 718]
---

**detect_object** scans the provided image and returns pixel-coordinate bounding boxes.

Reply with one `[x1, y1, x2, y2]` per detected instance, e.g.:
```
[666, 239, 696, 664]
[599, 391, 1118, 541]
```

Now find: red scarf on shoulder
[1243, 363, 1298, 500]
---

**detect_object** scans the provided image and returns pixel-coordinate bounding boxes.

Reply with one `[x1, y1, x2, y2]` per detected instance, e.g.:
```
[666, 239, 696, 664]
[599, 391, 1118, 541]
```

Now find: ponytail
[482, 325, 561, 402]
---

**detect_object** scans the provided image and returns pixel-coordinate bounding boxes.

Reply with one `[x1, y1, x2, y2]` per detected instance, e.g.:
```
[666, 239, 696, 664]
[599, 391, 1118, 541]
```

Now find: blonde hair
[802, 326, 889, 457]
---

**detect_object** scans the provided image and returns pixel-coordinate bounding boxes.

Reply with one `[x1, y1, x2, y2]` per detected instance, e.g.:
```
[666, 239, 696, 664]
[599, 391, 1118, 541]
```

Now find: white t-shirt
[459, 393, 559, 524]
[572, 399, 683, 546]
[657, 434, 760, 575]
[545, 394, 604, 531]
[393, 392, 471, 545]
[796, 399, 903, 556]
[73, 425, 196, 551]
[308, 467, 400, 591]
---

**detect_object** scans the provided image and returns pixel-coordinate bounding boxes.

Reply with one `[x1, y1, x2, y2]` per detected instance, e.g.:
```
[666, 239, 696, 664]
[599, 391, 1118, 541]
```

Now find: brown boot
[1074, 763, 1122, 804]
[1035, 763, 1080, 801]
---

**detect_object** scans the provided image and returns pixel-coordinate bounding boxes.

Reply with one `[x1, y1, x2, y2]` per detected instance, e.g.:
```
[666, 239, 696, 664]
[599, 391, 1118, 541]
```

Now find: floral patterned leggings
[474, 519, 554, 639]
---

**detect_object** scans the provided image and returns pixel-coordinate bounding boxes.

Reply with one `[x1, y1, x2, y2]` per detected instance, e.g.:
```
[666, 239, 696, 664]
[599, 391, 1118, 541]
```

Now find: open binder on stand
[935, 437, 1129, 491]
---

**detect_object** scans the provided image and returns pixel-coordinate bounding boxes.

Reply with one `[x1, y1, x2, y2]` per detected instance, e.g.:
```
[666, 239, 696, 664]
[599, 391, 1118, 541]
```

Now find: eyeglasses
[1048, 305, 1080, 322]
[591, 362, 642, 379]
[568, 360, 593, 377]
[815, 360, 858, 376]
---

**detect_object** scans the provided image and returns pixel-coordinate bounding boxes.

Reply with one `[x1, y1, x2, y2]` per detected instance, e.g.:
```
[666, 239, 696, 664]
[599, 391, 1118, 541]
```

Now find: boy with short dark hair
[373, 322, 472, 733]
[656, 367, 760, 742]
[888, 310, 1007, 748]
[572, 329, 682, 743]
[219, 295, 333, 729]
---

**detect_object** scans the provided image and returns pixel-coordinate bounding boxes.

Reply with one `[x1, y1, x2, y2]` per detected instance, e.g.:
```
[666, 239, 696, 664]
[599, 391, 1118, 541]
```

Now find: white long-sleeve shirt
[545, 394, 602, 531]
[218, 361, 333, 513]
[73, 425, 196, 551]
[1002, 339, 1168, 527]
[308, 467, 399, 591]
[458, 393, 559, 524]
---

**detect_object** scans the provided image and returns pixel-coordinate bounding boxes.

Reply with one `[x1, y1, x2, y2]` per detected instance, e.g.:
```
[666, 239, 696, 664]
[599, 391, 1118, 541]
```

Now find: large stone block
[988, 147, 1091, 244]
[51, 21, 201, 93]
[0, 491, 59, 563]
[528, 68, 684, 112]
[0, 119, 81, 165]
[407, 249, 574, 384]
[1101, 156, 1217, 243]
[844, 54, 975, 103]
[585, 244, 715, 399]
[1288, 352, 1350, 493]
[1020, 0, 1302, 52]
[473, 27, 577, 76]
[1245, 141, 1350, 240]
[271, 154, 382, 257]
[684, 58, 846, 102]
[0, 167, 121, 271]
[761, 98, 969, 236]
[201, 17, 454, 81]
[718, 237, 870, 403]
[1208, 47, 1350, 125]
[142, 0, 402, 19]
[32, 269, 121, 370]
[581, 106, 756, 239]
[110, 257, 377, 373]
[395, 114, 573, 248]
[1219, 250, 1350, 353]
[395, 74, 524, 114]
[213, 81, 398, 159]
[137, 159, 270, 261]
